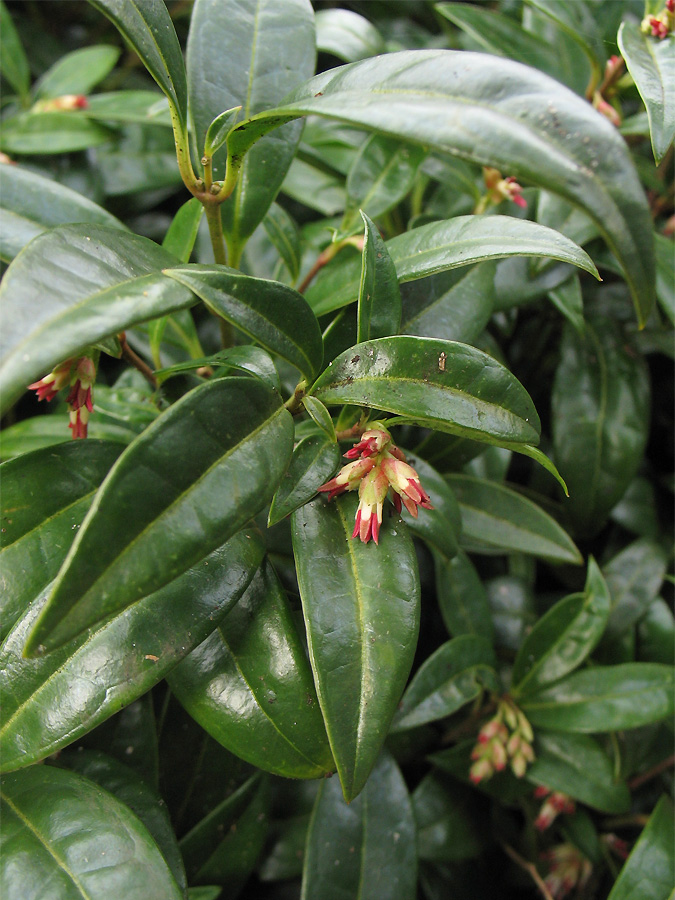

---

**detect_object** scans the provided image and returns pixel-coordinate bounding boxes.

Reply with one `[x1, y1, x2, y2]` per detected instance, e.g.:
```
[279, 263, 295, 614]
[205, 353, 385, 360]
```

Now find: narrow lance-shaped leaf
[314, 8, 384, 62]
[0, 1, 30, 103]
[168, 560, 335, 780]
[308, 215, 599, 318]
[292, 495, 420, 801]
[268, 434, 341, 526]
[0, 224, 196, 416]
[310, 336, 541, 448]
[24, 377, 293, 654]
[227, 49, 653, 323]
[0, 529, 264, 773]
[618, 21, 675, 164]
[357, 211, 401, 342]
[301, 752, 417, 900]
[606, 795, 674, 900]
[34, 45, 121, 99]
[0, 766, 183, 899]
[166, 265, 323, 380]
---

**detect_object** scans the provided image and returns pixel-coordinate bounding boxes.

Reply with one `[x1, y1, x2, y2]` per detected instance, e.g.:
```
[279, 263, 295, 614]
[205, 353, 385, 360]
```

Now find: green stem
[285, 381, 308, 415]
[203, 204, 234, 348]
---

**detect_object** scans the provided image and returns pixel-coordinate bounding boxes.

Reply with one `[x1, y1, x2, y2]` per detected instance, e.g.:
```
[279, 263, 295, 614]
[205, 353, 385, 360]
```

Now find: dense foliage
[0, 1, 673, 899]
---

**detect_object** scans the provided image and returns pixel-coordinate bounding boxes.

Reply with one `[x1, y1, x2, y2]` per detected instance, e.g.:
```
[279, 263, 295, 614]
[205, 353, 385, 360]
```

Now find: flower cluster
[318, 425, 432, 544]
[33, 94, 89, 112]
[541, 844, 592, 899]
[28, 354, 97, 439]
[469, 697, 535, 783]
[642, 0, 675, 38]
[533, 786, 576, 831]
[482, 167, 527, 209]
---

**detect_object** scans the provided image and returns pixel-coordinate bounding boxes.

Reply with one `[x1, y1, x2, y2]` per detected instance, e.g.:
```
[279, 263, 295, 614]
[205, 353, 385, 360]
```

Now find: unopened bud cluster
[33, 95, 89, 112]
[318, 424, 432, 544]
[533, 786, 576, 831]
[28, 354, 97, 439]
[541, 843, 592, 899]
[469, 698, 534, 783]
[642, 0, 675, 39]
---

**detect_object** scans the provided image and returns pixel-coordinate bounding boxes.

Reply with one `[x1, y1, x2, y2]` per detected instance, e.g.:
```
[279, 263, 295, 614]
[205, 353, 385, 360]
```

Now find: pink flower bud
[28, 358, 75, 402]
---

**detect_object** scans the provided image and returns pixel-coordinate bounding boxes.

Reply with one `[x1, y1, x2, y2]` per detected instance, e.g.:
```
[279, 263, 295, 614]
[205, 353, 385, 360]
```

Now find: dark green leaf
[638, 599, 675, 665]
[203, 106, 241, 158]
[548, 274, 585, 334]
[552, 318, 651, 538]
[0, 441, 122, 640]
[0, 1, 30, 102]
[434, 550, 493, 641]
[268, 434, 341, 526]
[168, 560, 334, 779]
[24, 378, 293, 653]
[54, 749, 187, 894]
[413, 773, 485, 862]
[302, 395, 336, 441]
[604, 538, 669, 641]
[523, 0, 606, 84]
[292, 495, 420, 801]
[302, 752, 417, 900]
[34, 45, 121, 98]
[619, 21, 675, 164]
[0, 528, 263, 772]
[521, 663, 675, 732]
[89, 0, 188, 132]
[0, 111, 113, 154]
[162, 197, 204, 262]
[155, 346, 280, 391]
[447, 474, 582, 563]
[232, 49, 652, 323]
[311, 336, 540, 447]
[0, 766, 183, 899]
[0, 162, 127, 263]
[607, 795, 674, 900]
[487, 575, 535, 653]
[0, 414, 135, 459]
[357, 211, 401, 342]
[188, 0, 315, 253]
[315, 8, 384, 62]
[655, 232, 675, 324]
[262, 202, 302, 283]
[526, 732, 630, 814]
[167, 264, 323, 380]
[392, 636, 497, 732]
[84, 90, 172, 125]
[400, 263, 495, 345]
[400, 451, 460, 560]
[281, 157, 347, 215]
[308, 215, 599, 318]
[512, 558, 610, 695]
[0, 224, 196, 416]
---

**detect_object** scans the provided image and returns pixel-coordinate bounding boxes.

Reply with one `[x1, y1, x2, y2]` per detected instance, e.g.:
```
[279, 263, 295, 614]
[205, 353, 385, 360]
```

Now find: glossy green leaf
[357, 211, 401, 342]
[0, 162, 127, 264]
[413, 773, 485, 862]
[527, 732, 630, 814]
[301, 751, 416, 900]
[34, 45, 120, 98]
[400, 451, 460, 561]
[552, 318, 651, 538]
[292, 495, 420, 801]
[607, 795, 674, 900]
[24, 378, 293, 653]
[315, 8, 384, 62]
[262, 202, 302, 283]
[188, 0, 315, 253]
[84, 90, 172, 125]
[203, 106, 241, 158]
[434, 550, 493, 641]
[281, 157, 347, 215]
[0, 441, 122, 641]
[511, 558, 610, 695]
[400, 262, 495, 345]
[521, 663, 675, 732]
[548, 273, 584, 334]
[0, 414, 135, 460]
[0, 1, 29, 102]
[638, 599, 675, 665]
[0, 528, 263, 772]
[619, 21, 675, 164]
[523, 0, 606, 83]
[487, 574, 535, 653]
[230, 49, 652, 323]
[310, 336, 540, 447]
[179, 774, 262, 882]
[436, 3, 561, 82]
[0, 111, 113, 154]
[168, 560, 334, 779]
[446, 474, 582, 563]
[604, 538, 669, 640]
[392, 636, 497, 732]
[55, 750, 187, 894]
[342, 136, 425, 235]
[0, 765, 183, 899]
[162, 197, 204, 261]
[302, 395, 336, 441]
[0, 224, 196, 416]
[268, 434, 341, 526]
[307, 215, 599, 317]
[155, 346, 280, 391]
[89, 0, 188, 132]
[167, 264, 323, 380]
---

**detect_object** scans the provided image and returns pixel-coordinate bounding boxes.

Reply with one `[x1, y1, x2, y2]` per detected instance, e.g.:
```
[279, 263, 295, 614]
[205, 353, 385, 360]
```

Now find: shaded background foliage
[0, 1, 673, 899]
